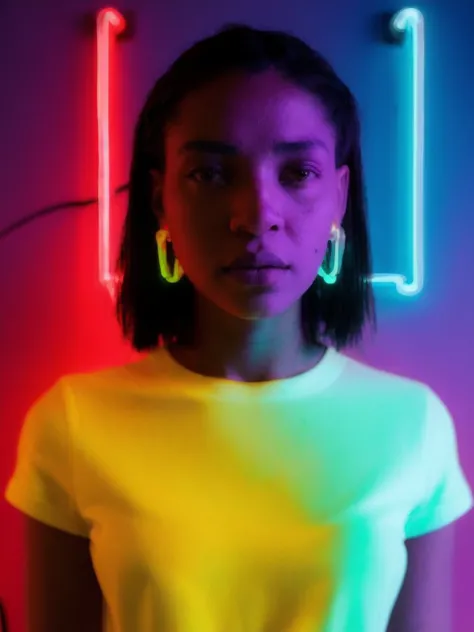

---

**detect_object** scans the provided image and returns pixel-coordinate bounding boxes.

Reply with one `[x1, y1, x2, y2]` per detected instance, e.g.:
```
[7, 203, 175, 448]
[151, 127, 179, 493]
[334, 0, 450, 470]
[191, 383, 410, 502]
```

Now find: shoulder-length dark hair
[116, 23, 376, 351]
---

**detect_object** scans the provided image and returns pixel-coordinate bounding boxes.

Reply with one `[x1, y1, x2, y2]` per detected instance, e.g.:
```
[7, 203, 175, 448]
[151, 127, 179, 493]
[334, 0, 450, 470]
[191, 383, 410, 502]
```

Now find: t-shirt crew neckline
[147, 345, 347, 399]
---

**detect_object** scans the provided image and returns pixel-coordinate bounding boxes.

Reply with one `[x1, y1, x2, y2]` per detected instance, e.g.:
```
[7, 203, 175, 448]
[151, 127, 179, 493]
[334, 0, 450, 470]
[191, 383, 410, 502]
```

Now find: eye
[187, 167, 227, 185]
[281, 165, 320, 186]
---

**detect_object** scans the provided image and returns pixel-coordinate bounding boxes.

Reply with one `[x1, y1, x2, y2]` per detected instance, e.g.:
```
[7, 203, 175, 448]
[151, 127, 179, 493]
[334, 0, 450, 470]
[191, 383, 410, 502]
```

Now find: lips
[231, 266, 282, 270]
[223, 264, 290, 287]
[224, 252, 289, 271]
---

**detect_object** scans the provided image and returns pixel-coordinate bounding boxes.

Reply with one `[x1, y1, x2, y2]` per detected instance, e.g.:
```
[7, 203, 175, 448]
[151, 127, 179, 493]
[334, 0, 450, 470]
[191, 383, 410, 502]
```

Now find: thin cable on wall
[0, 184, 128, 241]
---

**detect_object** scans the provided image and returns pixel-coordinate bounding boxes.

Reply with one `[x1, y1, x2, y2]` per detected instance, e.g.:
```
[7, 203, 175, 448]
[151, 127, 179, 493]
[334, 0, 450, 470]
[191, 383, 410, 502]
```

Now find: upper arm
[387, 523, 455, 632]
[26, 516, 103, 632]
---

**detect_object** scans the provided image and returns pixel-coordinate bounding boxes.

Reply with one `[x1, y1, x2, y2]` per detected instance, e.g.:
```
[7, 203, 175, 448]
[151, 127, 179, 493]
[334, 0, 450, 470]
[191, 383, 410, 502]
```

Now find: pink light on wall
[96, 7, 126, 296]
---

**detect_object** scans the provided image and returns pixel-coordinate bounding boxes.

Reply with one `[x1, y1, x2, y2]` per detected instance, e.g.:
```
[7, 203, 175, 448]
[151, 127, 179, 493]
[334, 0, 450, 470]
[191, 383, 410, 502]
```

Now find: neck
[168, 295, 325, 382]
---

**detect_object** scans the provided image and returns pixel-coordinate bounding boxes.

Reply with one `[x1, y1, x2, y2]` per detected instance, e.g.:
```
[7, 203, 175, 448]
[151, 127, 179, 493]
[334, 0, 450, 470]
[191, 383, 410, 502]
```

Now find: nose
[229, 180, 283, 236]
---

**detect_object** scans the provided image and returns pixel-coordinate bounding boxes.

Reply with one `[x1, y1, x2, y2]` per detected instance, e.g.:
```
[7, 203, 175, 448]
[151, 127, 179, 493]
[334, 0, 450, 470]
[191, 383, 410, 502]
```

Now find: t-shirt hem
[404, 495, 473, 539]
[4, 480, 90, 538]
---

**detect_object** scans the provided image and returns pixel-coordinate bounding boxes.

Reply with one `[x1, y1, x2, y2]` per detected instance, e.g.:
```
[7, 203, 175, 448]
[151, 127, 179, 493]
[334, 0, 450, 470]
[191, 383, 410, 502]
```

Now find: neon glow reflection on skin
[371, 8, 425, 296]
[97, 7, 126, 296]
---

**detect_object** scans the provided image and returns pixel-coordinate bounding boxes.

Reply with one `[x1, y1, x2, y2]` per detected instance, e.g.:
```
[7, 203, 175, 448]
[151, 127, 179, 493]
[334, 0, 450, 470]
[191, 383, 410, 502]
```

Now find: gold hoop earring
[156, 229, 184, 283]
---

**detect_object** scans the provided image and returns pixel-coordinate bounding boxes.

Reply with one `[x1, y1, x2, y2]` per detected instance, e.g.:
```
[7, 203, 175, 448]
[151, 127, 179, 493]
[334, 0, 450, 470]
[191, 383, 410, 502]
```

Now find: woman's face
[153, 69, 349, 320]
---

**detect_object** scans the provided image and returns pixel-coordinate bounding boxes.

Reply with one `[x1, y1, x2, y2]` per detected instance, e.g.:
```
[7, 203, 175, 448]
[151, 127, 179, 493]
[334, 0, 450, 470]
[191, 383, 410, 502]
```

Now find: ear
[150, 169, 165, 223]
[336, 165, 350, 226]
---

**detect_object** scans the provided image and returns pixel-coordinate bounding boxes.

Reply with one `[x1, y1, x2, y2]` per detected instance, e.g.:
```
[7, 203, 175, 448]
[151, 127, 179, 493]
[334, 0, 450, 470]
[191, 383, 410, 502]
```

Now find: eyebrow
[178, 139, 329, 156]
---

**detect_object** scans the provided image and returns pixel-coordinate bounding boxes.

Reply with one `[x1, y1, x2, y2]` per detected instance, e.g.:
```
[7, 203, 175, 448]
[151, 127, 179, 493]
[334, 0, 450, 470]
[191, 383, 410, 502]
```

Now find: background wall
[1, 0, 473, 630]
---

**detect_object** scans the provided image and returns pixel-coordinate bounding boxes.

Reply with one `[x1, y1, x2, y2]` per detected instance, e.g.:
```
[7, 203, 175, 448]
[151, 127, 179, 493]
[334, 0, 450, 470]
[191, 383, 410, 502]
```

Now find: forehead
[166, 70, 336, 156]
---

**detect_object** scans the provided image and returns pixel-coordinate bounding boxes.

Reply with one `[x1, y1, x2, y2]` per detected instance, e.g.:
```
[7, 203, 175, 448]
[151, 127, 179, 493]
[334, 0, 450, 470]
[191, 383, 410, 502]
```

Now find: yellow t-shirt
[5, 347, 473, 631]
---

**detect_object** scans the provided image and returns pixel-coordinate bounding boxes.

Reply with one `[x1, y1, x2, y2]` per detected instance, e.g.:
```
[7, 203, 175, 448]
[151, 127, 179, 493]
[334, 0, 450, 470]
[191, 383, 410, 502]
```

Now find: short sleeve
[405, 388, 473, 539]
[4, 378, 90, 537]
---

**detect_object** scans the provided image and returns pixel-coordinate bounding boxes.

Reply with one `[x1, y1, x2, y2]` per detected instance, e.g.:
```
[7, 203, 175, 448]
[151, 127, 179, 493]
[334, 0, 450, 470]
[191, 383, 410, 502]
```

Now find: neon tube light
[371, 7, 425, 296]
[97, 7, 126, 296]
[95, 7, 425, 298]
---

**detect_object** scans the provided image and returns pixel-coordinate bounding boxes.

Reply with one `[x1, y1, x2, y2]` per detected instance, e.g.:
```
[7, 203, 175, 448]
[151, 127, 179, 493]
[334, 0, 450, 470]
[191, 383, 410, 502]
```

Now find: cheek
[295, 243, 324, 281]
[291, 212, 332, 255]
[164, 186, 228, 265]
[288, 215, 333, 284]
[167, 210, 218, 274]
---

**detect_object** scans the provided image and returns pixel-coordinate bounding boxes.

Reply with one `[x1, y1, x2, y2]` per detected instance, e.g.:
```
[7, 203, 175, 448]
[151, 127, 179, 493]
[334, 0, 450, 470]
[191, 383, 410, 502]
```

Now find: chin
[218, 294, 299, 321]
[195, 275, 307, 321]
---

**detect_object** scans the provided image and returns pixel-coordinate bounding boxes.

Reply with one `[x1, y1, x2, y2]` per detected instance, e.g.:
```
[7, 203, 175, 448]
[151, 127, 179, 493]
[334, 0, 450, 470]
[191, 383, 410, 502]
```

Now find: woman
[5, 23, 473, 632]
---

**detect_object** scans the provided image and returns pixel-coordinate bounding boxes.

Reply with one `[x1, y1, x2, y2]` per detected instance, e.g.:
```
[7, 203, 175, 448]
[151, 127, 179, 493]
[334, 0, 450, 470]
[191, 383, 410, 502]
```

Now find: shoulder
[338, 351, 435, 405]
[58, 353, 157, 398]
[336, 353, 455, 453]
